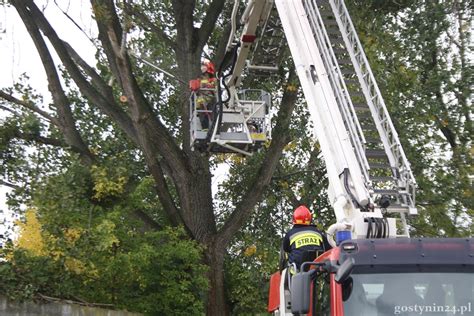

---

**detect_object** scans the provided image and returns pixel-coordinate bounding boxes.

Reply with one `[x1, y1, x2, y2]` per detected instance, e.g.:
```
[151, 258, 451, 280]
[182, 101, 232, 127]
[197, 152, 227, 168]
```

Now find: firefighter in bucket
[189, 60, 217, 131]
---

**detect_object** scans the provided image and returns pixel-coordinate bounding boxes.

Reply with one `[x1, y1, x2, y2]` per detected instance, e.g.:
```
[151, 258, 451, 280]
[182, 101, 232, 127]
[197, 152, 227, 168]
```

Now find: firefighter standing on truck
[282, 205, 332, 271]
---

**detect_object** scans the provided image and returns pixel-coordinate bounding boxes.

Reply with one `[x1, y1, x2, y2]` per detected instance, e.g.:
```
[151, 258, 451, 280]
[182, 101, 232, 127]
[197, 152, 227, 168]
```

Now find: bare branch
[10, 128, 95, 159]
[445, 30, 462, 50]
[53, 0, 98, 48]
[132, 209, 162, 231]
[90, 0, 125, 87]
[63, 41, 115, 99]
[0, 91, 59, 125]
[0, 180, 21, 190]
[36, 293, 114, 308]
[13, 131, 67, 148]
[14, 2, 95, 165]
[197, 0, 226, 50]
[0, 105, 20, 116]
[141, 143, 183, 227]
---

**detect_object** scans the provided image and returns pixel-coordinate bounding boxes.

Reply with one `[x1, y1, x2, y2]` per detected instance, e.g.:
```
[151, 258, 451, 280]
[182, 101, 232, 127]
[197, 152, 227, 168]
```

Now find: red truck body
[268, 238, 474, 315]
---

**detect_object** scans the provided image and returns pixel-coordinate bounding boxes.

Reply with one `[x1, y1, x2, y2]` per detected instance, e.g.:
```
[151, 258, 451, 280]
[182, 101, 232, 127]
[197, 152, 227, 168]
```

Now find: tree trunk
[205, 241, 229, 316]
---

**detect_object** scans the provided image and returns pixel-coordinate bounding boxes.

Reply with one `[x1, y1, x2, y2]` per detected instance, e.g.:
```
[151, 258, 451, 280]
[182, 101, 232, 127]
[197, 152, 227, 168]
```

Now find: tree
[1, 0, 471, 314]
[1, 197, 208, 314]
[1, 0, 298, 314]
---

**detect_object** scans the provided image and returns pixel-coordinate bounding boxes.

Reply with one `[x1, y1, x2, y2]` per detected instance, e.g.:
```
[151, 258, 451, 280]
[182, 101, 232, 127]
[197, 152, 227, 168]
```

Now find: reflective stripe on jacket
[282, 224, 331, 269]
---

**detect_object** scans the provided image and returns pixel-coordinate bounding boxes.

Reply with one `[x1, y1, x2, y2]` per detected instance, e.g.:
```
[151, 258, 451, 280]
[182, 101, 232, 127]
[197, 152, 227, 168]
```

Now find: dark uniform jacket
[282, 224, 332, 269]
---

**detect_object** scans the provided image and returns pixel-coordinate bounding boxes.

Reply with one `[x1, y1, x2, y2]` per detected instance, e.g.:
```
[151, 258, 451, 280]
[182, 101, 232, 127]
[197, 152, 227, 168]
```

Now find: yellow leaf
[244, 244, 257, 257]
[64, 228, 82, 245]
[91, 165, 127, 201]
[64, 257, 86, 275]
[15, 208, 46, 256]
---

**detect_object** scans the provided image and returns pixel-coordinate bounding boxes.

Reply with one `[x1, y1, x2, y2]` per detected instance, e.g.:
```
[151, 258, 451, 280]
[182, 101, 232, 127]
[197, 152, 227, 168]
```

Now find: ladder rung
[356, 112, 371, 119]
[247, 64, 279, 72]
[345, 79, 358, 84]
[325, 28, 340, 35]
[322, 19, 338, 25]
[370, 176, 396, 182]
[361, 124, 377, 131]
[366, 149, 387, 158]
[341, 68, 355, 75]
[369, 162, 393, 169]
[365, 146, 385, 153]
[330, 38, 345, 44]
[319, 11, 334, 17]
[338, 58, 352, 64]
[353, 102, 369, 111]
[364, 137, 382, 144]
[349, 91, 364, 97]
[333, 48, 348, 54]
[373, 189, 399, 195]
[385, 205, 410, 213]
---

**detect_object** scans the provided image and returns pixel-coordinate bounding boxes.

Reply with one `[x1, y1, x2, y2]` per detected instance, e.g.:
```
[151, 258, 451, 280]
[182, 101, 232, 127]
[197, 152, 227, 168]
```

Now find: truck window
[314, 272, 330, 315]
[343, 272, 474, 316]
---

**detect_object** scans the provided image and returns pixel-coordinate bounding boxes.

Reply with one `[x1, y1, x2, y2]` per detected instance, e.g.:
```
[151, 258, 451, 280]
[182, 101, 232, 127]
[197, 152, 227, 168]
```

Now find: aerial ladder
[197, 0, 417, 236]
[274, 0, 418, 238]
[189, 1, 472, 315]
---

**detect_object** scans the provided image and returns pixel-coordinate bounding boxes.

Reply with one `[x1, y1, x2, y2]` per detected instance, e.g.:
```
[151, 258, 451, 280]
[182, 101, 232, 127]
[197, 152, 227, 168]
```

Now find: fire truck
[188, 0, 474, 314]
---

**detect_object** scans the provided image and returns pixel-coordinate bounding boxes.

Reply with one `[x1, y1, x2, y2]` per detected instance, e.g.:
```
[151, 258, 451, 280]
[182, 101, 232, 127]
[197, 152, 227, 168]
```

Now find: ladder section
[302, 0, 370, 188]
[310, 0, 417, 217]
[324, 0, 417, 214]
[275, 0, 373, 226]
[248, 2, 287, 73]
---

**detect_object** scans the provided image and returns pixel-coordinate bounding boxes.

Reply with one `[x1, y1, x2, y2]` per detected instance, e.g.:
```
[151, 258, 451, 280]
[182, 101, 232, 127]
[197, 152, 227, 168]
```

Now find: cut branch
[91, 0, 124, 88]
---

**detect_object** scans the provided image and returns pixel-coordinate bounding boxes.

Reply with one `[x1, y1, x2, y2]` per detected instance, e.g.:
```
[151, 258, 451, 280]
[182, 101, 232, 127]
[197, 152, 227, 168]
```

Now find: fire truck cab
[268, 238, 474, 315]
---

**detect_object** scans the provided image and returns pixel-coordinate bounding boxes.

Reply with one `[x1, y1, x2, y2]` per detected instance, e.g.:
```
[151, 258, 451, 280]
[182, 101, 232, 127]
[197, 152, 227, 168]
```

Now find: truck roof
[338, 238, 474, 273]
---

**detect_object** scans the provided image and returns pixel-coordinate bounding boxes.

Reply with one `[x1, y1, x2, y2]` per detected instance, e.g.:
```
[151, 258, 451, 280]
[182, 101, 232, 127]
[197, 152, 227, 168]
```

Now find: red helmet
[201, 60, 215, 75]
[292, 205, 312, 225]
